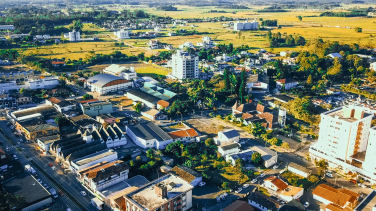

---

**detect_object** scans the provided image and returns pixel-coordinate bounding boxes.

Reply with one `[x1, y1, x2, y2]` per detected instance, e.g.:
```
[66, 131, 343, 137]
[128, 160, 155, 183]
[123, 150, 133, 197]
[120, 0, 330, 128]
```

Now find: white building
[197, 36, 215, 49]
[214, 129, 240, 145]
[276, 78, 298, 90]
[309, 105, 376, 183]
[78, 160, 129, 192]
[218, 143, 240, 157]
[27, 76, 60, 90]
[114, 29, 131, 39]
[120, 67, 137, 80]
[171, 166, 203, 187]
[86, 74, 133, 95]
[68, 30, 80, 42]
[179, 42, 195, 49]
[226, 146, 277, 168]
[0, 25, 14, 30]
[287, 162, 312, 178]
[126, 121, 173, 150]
[234, 20, 259, 31]
[171, 50, 199, 80]
[103, 64, 127, 76]
[370, 62, 376, 71]
[70, 149, 118, 172]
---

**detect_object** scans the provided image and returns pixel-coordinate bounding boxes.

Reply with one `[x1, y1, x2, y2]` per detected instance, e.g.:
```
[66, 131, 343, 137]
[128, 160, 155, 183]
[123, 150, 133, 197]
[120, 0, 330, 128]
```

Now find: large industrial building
[86, 74, 133, 95]
[234, 20, 259, 31]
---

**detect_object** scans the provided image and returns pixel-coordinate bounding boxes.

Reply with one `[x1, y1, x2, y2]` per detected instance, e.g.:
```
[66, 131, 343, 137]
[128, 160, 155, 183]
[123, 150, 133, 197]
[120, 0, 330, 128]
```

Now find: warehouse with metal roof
[85, 74, 133, 95]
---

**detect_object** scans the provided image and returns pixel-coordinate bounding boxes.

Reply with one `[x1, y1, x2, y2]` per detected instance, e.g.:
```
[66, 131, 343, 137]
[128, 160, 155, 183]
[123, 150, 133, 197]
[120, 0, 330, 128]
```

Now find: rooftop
[288, 162, 311, 174]
[355, 190, 376, 211]
[265, 176, 288, 190]
[83, 160, 129, 182]
[248, 191, 281, 211]
[37, 134, 60, 144]
[11, 106, 57, 119]
[325, 106, 372, 123]
[73, 149, 117, 167]
[25, 123, 58, 132]
[223, 200, 255, 211]
[221, 129, 240, 139]
[125, 174, 194, 210]
[280, 186, 304, 197]
[168, 128, 199, 139]
[2, 172, 51, 205]
[219, 143, 240, 151]
[86, 74, 128, 87]
[312, 184, 359, 207]
[127, 121, 171, 142]
[276, 78, 298, 84]
[171, 166, 202, 183]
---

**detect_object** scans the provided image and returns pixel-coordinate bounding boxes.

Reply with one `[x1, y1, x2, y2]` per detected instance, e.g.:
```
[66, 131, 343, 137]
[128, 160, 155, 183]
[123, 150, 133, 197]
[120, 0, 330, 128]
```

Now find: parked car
[235, 188, 242, 193]
[326, 172, 333, 178]
[251, 179, 257, 184]
[350, 179, 357, 184]
[259, 173, 265, 177]
[304, 202, 309, 208]
[80, 191, 87, 196]
[243, 184, 249, 188]
[199, 182, 206, 187]
[13, 155, 18, 160]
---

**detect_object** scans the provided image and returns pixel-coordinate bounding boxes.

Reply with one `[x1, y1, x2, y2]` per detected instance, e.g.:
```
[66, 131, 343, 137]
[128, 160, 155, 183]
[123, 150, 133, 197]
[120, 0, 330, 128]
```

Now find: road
[0, 120, 97, 211]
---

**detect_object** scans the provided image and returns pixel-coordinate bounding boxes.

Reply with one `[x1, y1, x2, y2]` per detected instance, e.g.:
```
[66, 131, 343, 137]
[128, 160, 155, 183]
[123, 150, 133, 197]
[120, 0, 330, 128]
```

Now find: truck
[49, 188, 58, 198]
[25, 165, 36, 175]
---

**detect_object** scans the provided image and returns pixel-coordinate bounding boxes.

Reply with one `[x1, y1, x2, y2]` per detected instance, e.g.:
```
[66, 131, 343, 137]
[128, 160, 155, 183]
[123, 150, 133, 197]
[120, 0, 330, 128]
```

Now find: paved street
[0, 120, 97, 211]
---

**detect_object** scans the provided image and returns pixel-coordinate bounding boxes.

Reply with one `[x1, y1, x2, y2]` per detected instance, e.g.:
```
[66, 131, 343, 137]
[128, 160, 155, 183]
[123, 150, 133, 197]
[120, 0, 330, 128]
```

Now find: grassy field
[86, 62, 170, 76]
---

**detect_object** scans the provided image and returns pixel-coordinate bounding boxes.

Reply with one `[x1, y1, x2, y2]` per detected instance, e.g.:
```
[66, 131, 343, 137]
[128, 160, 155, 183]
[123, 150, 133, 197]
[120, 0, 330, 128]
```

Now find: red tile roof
[79, 99, 99, 103]
[157, 100, 170, 108]
[276, 78, 298, 84]
[52, 61, 66, 65]
[265, 176, 288, 190]
[312, 184, 359, 207]
[168, 128, 199, 139]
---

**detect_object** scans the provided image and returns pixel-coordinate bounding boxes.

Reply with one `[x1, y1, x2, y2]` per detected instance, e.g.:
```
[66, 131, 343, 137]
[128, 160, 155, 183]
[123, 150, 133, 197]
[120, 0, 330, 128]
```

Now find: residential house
[171, 166, 203, 187]
[168, 128, 199, 143]
[80, 101, 114, 117]
[54, 100, 77, 113]
[214, 129, 240, 145]
[370, 62, 376, 71]
[15, 93, 32, 105]
[263, 176, 304, 202]
[148, 39, 160, 49]
[96, 114, 117, 125]
[226, 146, 278, 168]
[312, 184, 360, 211]
[246, 74, 269, 93]
[326, 88, 342, 95]
[79, 160, 130, 192]
[248, 191, 282, 211]
[223, 200, 255, 211]
[263, 176, 288, 192]
[140, 108, 165, 121]
[218, 143, 240, 157]
[327, 53, 343, 59]
[276, 78, 298, 90]
[52, 61, 66, 67]
[157, 100, 170, 110]
[287, 162, 312, 178]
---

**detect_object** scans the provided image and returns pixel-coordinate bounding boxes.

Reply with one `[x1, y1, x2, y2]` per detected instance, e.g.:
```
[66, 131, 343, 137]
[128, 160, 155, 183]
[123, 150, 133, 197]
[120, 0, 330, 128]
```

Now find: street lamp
[177, 111, 183, 123]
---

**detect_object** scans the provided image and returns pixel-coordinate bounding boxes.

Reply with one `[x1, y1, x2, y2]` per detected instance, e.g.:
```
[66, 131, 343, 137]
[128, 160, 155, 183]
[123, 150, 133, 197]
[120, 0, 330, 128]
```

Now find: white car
[251, 179, 258, 184]
[13, 155, 18, 160]
[304, 202, 309, 208]
[80, 191, 87, 196]
[235, 188, 242, 193]
[326, 172, 333, 178]
[259, 173, 265, 177]
[43, 184, 48, 188]
[52, 166, 56, 170]
[273, 165, 279, 169]
[37, 179, 42, 183]
[199, 182, 206, 187]
[243, 184, 249, 188]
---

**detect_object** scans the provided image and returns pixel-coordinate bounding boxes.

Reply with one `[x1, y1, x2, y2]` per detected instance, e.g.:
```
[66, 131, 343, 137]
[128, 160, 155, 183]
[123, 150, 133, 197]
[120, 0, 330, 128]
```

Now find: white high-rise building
[114, 29, 130, 39]
[171, 50, 199, 80]
[309, 105, 376, 183]
[68, 30, 80, 41]
[234, 20, 259, 31]
[197, 36, 215, 49]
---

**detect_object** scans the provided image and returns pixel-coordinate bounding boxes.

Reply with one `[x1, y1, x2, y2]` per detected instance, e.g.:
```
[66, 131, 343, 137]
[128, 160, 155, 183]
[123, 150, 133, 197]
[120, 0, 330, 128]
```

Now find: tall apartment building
[121, 174, 193, 211]
[69, 30, 80, 41]
[309, 105, 376, 183]
[114, 29, 131, 39]
[234, 20, 259, 31]
[171, 50, 199, 80]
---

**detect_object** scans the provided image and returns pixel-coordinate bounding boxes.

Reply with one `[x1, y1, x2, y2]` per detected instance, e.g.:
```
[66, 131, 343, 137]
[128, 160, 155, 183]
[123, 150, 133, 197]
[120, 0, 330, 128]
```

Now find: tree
[268, 137, 279, 146]
[235, 158, 244, 169]
[221, 182, 229, 190]
[315, 159, 328, 176]
[239, 69, 246, 104]
[133, 102, 142, 113]
[223, 68, 231, 91]
[354, 27, 362, 33]
[251, 152, 262, 164]
[205, 138, 214, 147]
[327, 58, 342, 76]
[82, 94, 93, 100]
[19, 88, 24, 94]
[297, 16, 302, 21]
[71, 20, 84, 32]
[130, 160, 135, 167]
[0, 191, 26, 210]
[307, 75, 312, 85]
[102, 122, 109, 129]
[281, 142, 290, 149]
